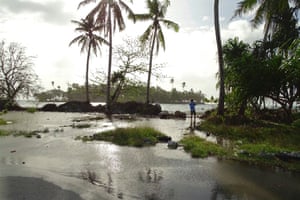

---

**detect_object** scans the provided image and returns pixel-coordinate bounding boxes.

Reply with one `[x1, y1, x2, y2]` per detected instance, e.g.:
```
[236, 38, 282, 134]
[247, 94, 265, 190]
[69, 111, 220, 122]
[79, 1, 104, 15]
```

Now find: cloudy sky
[0, 0, 263, 98]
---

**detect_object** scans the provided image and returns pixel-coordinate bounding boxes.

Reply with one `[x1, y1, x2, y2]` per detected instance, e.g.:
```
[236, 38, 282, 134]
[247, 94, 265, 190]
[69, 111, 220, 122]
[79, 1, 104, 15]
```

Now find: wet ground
[0, 111, 300, 200]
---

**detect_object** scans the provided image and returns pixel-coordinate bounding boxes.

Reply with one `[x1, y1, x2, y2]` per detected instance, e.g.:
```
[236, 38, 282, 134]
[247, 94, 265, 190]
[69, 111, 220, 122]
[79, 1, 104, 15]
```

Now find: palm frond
[78, 0, 96, 9]
[112, 2, 126, 32]
[160, 19, 179, 32]
[119, 0, 136, 22]
[156, 26, 165, 53]
[140, 25, 153, 44]
[69, 36, 82, 47]
[134, 14, 152, 21]
[233, 0, 258, 18]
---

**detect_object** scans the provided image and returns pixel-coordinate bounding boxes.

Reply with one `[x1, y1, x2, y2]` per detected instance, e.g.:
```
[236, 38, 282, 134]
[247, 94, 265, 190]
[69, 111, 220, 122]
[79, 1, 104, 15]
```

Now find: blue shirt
[189, 101, 196, 112]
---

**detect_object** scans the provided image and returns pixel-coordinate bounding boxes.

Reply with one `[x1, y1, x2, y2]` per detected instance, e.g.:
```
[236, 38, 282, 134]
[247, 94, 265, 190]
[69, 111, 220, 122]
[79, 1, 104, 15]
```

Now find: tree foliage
[0, 41, 39, 104]
[135, 0, 179, 104]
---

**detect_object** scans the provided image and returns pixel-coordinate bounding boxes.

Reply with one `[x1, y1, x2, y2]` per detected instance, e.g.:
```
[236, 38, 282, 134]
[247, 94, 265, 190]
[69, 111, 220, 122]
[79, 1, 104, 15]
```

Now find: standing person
[189, 99, 196, 128]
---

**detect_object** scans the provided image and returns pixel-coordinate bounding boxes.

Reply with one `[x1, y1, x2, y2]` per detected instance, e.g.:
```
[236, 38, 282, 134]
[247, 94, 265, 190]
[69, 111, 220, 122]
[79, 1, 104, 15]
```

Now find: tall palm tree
[135, 0, 179, 104]
[78, 0, 135, 113]
[69, 17, 108, 103]
[214, 0, 225, 115]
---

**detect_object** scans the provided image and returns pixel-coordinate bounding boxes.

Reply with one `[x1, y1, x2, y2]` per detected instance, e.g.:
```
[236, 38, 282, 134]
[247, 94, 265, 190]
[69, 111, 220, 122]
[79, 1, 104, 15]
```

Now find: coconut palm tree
[214, 0, 225, 115]
[69, 17, 108, 103]
[135, 0, 179, 104]
[78, 0, 135, 113]
[233, 0, 300, 42]
[170, 77, 174, 90]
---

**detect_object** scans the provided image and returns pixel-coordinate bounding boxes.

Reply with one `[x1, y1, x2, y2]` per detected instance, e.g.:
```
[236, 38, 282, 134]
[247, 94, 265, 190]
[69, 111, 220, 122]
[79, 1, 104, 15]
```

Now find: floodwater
[0, 111, 300, 200]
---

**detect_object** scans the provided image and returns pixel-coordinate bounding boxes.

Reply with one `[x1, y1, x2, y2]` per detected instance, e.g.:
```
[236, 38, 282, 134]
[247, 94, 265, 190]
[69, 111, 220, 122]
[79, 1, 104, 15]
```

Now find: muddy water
[0, 112, 300, 200]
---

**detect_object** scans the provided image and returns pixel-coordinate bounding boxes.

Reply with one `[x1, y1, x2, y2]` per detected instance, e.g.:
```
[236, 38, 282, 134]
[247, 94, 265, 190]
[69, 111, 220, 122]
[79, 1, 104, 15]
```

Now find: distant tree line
[34, 82, 206, 104]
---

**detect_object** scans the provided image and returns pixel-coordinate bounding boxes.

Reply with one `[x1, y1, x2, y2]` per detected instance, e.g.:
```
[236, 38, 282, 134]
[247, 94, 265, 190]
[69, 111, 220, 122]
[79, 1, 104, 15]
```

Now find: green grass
[26, 107, 37, 113]
[84, 127, 167, 147]
[197, 115, 300, 172]
[0, 118, 7, 125]
[180, 135, 227, 158]
[0, 129, 10, 136]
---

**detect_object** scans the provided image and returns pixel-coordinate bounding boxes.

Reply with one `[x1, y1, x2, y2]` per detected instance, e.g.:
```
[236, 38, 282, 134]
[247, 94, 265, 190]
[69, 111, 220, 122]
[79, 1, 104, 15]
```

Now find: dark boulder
[174, 111, 186, 119]
[57, 101, 98, 112]
[40, 104, 58, 111]
[111, 101, 161, 115]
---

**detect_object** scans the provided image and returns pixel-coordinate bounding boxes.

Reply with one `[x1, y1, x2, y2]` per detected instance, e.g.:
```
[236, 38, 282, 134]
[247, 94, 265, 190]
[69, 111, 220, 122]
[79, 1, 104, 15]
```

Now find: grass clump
[0, 118, 7, 125]
[89, 127, 166, 147]
[0, 130, 10, 136]
[26, 107, 37, 113]
[180, 135, 226, 158]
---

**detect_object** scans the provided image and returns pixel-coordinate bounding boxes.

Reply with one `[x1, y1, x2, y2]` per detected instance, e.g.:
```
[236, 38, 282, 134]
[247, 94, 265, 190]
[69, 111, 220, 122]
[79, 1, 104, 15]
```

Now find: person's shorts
[191, 110, 196, 115]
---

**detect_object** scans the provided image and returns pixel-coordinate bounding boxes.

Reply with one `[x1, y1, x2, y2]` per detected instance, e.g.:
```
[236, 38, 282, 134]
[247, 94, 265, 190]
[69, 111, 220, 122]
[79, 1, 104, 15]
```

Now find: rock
[40, 104, 57, 111]
[157, 135, 172, 142]
[168, 140, 178, 149]
[275, 152, 300, 161]
[58, 101, 98, 112]
[159, 111, 171, 119]
[111, 101, 161, 115]
[174, 111, 186, 119]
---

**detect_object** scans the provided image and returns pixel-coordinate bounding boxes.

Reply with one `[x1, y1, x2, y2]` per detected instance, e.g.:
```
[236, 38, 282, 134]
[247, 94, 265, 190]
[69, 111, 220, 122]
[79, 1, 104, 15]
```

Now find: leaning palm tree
[69, 17, 108, 103]
[214, 0, 225, 115]
[135, 0, 179, 104]
[78, 0, 135, 113]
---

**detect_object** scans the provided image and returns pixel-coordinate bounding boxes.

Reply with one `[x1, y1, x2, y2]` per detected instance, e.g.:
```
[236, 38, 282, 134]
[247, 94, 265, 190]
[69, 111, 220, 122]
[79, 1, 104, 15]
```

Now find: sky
[0, 0, 264, 98]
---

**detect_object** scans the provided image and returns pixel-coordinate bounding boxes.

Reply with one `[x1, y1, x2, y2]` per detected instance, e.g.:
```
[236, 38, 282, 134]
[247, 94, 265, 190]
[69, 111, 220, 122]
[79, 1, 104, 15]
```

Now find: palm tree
[69, 17, 108, 103]
[233, 0, 300, 42]
[170, 77, 174, 90]
[214, 0, 225, 115]
[78, 0, 135, 112]
[135, 0, 179, 104]
[182, 82, 186, 92]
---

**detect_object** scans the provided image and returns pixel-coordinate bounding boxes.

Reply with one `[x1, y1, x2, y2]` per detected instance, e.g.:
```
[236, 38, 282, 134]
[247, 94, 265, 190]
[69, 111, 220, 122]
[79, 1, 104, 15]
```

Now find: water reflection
[94, 143, 121, 173]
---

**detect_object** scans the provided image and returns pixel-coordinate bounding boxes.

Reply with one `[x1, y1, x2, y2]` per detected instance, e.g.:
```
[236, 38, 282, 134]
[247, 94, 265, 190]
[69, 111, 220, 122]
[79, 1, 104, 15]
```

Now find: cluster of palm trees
[69, 0, 179, 113]
[214, 0, 300, 116]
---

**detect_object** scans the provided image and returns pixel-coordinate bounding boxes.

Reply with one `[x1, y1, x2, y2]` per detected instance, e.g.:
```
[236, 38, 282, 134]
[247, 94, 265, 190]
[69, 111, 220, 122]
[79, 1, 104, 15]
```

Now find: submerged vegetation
[197, 111, 300, 172]
[77, 127, 167, 147]
[180, 135, 226, 158]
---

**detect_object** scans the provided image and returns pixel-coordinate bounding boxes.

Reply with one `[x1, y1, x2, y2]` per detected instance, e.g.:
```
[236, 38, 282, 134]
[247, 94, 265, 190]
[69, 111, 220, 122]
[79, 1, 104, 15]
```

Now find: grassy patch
[198, 120, 300, 150]
[198, 114, 300, 172]
[0, 129, 10, 136]
[81, 127, 167, 147]
[180, 135, 227, 158]
[0, 118, 7, 125]
[26, 107, 37, 113]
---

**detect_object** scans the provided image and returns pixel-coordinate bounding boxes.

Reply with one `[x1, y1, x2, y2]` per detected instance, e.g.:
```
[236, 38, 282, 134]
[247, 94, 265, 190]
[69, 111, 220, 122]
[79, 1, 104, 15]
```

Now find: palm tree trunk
[214, 0, 225, 116]
[85, 42, 92, 103]
[106, 6, 113, 114]
[146, 26, 158, 104]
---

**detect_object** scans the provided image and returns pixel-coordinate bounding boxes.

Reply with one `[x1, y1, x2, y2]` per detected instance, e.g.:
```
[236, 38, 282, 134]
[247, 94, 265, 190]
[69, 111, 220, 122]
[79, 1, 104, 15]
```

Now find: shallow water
[1, 111, 300, 200]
